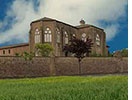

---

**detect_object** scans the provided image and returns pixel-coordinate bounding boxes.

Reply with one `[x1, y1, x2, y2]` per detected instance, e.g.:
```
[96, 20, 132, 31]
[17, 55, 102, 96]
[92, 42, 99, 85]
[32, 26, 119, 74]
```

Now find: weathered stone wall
[55, 57, 128, 75]
[0, 57, 51, 78]
[0, 57, 128, 78]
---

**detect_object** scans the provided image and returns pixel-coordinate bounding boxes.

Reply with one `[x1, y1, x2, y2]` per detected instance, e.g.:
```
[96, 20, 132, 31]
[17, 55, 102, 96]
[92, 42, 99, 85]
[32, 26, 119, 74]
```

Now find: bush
[22, 52, 34, 60]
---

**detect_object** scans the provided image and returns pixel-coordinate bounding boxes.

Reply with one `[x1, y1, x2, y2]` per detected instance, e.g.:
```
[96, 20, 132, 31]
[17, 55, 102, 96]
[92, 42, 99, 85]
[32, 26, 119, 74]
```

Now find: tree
[121, 48, 128, 57]
[35, 43, 53, 57]
[63, 37, 93, 74]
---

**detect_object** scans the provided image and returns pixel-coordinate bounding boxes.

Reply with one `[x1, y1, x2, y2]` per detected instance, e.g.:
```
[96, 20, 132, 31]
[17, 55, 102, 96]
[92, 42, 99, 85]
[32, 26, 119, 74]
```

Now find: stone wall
[0, 57, 128, 78]
[0, 57, 50, 78]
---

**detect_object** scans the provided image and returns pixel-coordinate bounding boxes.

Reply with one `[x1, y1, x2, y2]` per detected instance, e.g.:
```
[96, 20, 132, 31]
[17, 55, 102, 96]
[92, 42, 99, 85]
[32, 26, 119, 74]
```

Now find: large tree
[63, 37, 93, 74]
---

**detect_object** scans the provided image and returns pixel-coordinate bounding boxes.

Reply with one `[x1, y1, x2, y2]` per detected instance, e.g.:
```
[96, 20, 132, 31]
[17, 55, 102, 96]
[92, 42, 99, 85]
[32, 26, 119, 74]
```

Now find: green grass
[0, 75, 127, 100]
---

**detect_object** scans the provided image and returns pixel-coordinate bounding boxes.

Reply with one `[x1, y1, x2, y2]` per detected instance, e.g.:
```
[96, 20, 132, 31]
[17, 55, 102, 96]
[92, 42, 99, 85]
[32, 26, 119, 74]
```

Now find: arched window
[96, 34, 100, 46]
[35, 28, 40, 43]
[44, 27, 52, 42]
[56, 28, 61, 43]
[64, 31, 68, 44]
[82, 33, 86, 41]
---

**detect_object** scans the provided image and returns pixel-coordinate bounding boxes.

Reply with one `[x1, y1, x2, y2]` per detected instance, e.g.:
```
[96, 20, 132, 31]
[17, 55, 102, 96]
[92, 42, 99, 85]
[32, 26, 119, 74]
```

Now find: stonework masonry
[0, 17, 109, 56]
[0, 57, 128, 78]
[30, 17, 108, 56]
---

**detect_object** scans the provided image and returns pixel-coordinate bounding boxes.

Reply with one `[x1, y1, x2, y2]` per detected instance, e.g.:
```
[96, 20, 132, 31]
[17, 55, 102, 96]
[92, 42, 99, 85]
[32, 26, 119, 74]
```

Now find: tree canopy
[35, 43, 53, 57]
[63, 37, 93, 60]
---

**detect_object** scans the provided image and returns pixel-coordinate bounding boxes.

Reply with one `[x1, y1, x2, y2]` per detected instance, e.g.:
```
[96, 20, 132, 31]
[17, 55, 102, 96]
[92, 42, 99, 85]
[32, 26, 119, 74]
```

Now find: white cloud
[0, 0, 127, 44]
[105, 24, 120, 41]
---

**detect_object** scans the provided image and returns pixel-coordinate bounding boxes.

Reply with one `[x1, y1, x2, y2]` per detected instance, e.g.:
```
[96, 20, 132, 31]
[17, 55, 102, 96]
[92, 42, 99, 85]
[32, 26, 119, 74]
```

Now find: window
[96, 34, 100, 46]
[72, 33, 76, 38]
[64, 31, 68, 44]
[56, 28, 61, 43]
[44, 27, 52, 42]
[82, 33, 86, 41]
[35, 28, 40, 43]
[3, 50, 5, 54]
[8, 50, 10, 54]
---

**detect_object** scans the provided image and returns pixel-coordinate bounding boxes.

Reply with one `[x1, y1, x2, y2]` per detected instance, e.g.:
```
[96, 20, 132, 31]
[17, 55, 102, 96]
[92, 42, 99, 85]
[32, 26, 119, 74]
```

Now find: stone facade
[0, 17, 108, 56]
[30, 17, 108, 56]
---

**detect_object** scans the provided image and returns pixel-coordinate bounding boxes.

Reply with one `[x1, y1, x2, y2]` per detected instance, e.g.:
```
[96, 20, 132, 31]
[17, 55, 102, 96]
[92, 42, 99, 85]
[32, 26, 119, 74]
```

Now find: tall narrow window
[3, 50, 5, 54]
[82, 33, 86, 41]
[64, 31, 68, 44]
[56, 28, 61, 43]
[35, 28, 40, 43]
[96, 34, 100, 46]
[44, 27, 52, 42]
[8, 50, 10, 54]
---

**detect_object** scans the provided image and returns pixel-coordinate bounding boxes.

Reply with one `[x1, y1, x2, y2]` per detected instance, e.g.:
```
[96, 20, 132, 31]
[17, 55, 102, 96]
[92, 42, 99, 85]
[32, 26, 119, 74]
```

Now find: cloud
[0, 0, 128, 44]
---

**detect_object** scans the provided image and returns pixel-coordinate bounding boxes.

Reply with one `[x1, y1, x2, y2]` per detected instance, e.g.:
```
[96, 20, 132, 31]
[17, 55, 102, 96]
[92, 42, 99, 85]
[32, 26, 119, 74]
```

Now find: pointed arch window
[35, 28, 40, 43]
[44, 27, 52, 42]
[56, 28, 61, 43]
[64, 31, 68, 44]
[96, 34, 100, 46]
[82, 33, 86, 41]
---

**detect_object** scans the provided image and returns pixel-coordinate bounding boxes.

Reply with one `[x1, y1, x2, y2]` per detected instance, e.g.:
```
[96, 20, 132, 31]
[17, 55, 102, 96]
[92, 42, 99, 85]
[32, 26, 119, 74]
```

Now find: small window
[73, 33, 76, 37]
[3, 50, 5, 54]
[64, 31, 68, 44]
[82, 33, 86, 41]
[96, 34, 100, 46]
[56, 28, 61, 43]
[8, 50, 10, 54]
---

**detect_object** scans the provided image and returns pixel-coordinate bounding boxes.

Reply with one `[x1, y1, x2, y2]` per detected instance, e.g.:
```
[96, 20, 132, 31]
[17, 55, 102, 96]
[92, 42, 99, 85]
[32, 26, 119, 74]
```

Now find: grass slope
[0, 75, 128, 100]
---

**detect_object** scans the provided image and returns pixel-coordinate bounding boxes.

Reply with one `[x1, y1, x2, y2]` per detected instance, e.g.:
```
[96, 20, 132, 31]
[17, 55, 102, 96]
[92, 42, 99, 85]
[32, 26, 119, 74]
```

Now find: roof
[0, 43, 29, 50]
[31, 17, 78, 29]
[31, 17, 104, 31]
[76, 24, 104, 30]
[76, 24, 90, 28]
[31, 17, 55, 23]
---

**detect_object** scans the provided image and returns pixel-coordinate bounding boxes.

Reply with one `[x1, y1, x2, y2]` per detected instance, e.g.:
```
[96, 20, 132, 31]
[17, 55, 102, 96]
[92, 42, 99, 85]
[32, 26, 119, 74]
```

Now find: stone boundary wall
[0, 57, 128, 78]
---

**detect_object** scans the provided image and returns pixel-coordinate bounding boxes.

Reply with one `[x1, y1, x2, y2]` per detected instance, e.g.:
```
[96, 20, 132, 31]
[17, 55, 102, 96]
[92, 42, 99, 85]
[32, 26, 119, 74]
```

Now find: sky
[0, 0, 128, 52]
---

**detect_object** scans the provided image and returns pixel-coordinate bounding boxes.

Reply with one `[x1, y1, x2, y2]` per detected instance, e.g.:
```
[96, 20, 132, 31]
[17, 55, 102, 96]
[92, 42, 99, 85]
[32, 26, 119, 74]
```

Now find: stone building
[0, 43, 29, 56]
[0, 17, 109, 56]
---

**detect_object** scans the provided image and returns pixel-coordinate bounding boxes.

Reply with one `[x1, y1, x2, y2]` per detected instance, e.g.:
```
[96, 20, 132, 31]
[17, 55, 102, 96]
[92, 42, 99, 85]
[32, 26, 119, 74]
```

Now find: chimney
[80, 19, 85, 25]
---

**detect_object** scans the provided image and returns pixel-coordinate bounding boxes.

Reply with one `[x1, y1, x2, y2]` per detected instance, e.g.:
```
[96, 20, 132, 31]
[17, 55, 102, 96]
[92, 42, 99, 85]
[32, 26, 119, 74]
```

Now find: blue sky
[0, 0, 128, 52]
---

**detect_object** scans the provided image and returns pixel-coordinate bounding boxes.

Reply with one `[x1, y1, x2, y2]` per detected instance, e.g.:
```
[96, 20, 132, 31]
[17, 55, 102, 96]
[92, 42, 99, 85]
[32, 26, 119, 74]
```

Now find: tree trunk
[78, 59, 81, 74]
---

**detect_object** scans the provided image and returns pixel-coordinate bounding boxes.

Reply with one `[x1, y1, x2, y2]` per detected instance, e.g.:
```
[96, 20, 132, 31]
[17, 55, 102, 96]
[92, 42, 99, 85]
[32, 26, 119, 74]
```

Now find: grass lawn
[0, 75, 127, 100]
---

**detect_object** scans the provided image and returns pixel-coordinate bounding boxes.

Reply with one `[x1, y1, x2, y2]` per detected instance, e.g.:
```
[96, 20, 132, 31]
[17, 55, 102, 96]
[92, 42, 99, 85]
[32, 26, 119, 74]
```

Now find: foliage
[121, 48, 128, 57]
[22, 52, 34, 60]
[15, 53, 21, 57]
[35, 43, 53, 57]
[0, 76, 128, 100]
[113, 48, 128, 58]
[63, 38, 93, 73]
[108, 53, 113, 57]
[63, 37, 93, 61]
